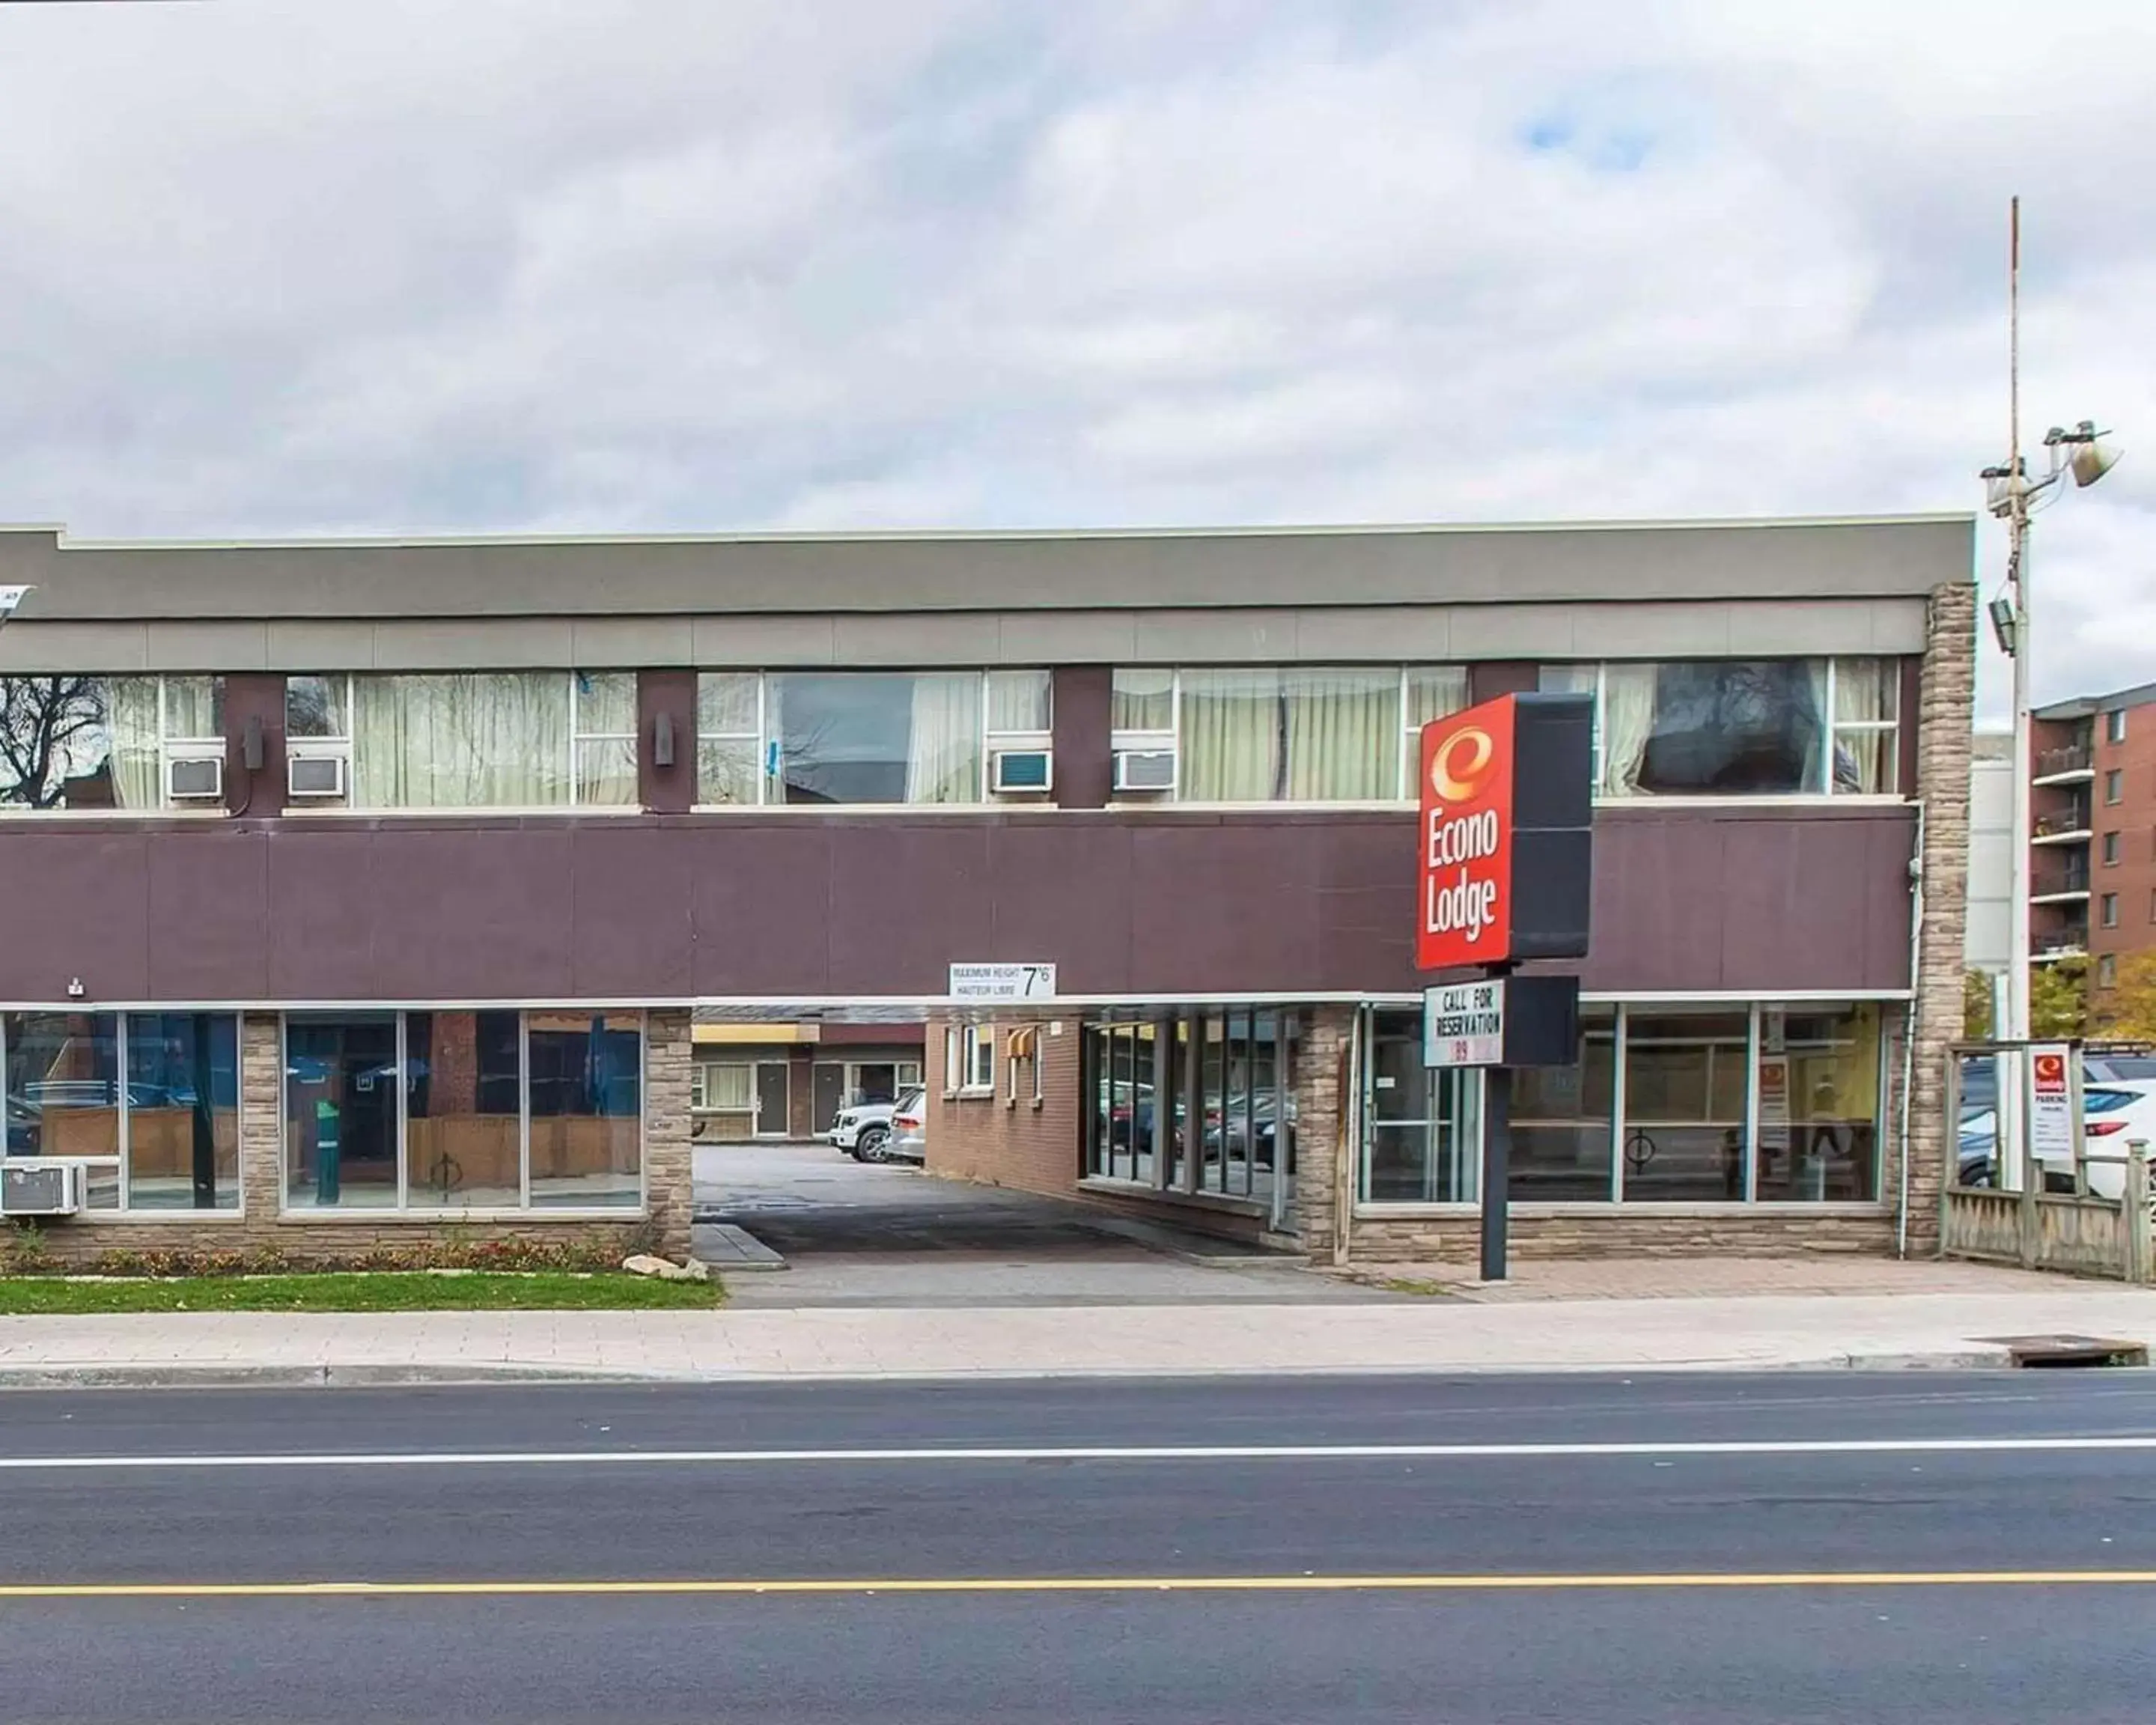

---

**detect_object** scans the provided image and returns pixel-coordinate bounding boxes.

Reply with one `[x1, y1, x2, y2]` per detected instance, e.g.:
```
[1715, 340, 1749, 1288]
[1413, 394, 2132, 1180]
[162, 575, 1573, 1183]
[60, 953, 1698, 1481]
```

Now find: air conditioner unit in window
[287, 754, 348, 799]
[1, 1161, 84, 1217]
[1112, 748, 1178, 793]
[990, 748, 1054, 794]
[165, 753, 225, 802]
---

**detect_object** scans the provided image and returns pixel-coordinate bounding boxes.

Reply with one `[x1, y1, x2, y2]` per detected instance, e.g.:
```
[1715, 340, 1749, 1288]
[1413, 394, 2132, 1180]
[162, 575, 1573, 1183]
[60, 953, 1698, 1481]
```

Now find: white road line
[1, 1435, 2155, 1470]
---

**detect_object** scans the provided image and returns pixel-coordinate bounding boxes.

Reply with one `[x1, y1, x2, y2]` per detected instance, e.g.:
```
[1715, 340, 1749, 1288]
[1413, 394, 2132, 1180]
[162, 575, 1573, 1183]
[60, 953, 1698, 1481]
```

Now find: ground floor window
[1083, 1010, 1298, 1211]
[1, 1009, 241, 1211]
[1359, 1000, 1886, 1207]
[284, 1010, 642, 1212]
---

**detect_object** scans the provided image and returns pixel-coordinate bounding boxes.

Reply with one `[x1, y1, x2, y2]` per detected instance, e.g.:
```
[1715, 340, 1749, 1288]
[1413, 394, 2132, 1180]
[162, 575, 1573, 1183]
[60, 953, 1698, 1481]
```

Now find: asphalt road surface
[3, 1372, 2155, 1724]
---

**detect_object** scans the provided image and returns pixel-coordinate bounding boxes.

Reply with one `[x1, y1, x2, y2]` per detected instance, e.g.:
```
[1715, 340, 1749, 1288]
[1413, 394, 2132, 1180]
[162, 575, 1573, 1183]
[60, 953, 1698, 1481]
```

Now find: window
[287, 673, 636, 809]
[2102, 892, 2120, 928]
[1109, 666, 1467, 801]
[1359, 1001, 1884, 1207]
[1536, 658, 1899, 797]
[0, 675, 225, 811]
[2098, 954, 2119, 988]
[695, 670, 1047, 806]
[284, 1010, 642, 1212]
[2, 1010, 241, 1211]
[2104, 831, 2121, 865]
[1755, 1006, 1881, 1202]
[943, 1026, 963, 1093]
[961, 1024, 995, 1092]
[691, 1061, 754, 1113]
[2109, 709, 2128, 744]
[1085, 1010, 1297, 1207]
[2106, 768, 2124, 805]
[1359, 1008, 1478, 1202]
[2149, 888, 2155, 924]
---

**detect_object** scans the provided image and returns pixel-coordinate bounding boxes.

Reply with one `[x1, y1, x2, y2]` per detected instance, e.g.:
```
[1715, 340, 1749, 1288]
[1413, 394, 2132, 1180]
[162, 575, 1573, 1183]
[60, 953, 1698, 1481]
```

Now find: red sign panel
[1417, 694, 1517, 970]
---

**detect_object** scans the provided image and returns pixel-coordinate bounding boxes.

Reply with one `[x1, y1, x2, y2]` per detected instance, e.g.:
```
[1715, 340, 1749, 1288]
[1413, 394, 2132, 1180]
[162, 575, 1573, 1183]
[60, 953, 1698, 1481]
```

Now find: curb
[0, 1348, 2058, 1390]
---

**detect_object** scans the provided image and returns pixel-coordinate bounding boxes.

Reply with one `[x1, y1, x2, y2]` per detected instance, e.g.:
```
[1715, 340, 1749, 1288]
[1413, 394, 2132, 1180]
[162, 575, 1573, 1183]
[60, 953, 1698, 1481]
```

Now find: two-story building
[0, 513, 1974, 1265]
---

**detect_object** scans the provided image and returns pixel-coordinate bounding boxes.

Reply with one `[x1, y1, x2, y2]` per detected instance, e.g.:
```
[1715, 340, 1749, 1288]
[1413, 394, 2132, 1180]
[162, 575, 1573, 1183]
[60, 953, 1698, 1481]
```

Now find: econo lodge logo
[1417, 699, 1516, 969]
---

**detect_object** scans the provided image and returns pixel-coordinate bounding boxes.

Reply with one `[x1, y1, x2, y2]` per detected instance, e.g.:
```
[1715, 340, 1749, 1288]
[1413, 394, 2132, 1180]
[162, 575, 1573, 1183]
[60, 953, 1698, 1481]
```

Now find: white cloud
[0, 0, 2149, 708]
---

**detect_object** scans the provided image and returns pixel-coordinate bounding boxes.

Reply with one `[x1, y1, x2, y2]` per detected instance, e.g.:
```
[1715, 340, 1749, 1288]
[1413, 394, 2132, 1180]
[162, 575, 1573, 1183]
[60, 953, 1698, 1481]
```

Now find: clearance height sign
[1418, 696, 1517, 970]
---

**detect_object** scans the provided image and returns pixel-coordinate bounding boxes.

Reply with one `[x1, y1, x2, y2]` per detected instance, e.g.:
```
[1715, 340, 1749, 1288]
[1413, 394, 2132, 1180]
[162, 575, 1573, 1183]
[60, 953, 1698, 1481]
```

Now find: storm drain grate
[1981, 1333, 2151, 1369]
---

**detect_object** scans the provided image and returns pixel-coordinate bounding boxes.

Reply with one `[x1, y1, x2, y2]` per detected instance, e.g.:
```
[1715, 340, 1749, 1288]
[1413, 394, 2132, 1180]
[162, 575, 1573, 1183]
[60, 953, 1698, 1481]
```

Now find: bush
[7, 1228, 648, 1280]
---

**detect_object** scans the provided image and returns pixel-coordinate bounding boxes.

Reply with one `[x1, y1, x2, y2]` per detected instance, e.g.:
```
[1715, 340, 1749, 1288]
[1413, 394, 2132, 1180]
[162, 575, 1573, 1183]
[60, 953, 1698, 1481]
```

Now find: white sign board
[1424, 979, 1505, 1068]
[2029, 1042, 2075, 1160]
[948, 962, 1057, 1002]
[0, 585, 31, 615]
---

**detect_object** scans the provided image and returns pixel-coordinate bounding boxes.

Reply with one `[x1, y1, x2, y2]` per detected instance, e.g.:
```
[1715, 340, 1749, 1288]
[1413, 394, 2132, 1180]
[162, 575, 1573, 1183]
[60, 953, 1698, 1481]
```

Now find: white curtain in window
[164, 677, 222, 739]
[1802, 659, 1832, 791]
[1181, 669, 1281, 800]
[1833, 658, 1892, 793]
[1111, 669, 1174, 734]
[1599, 664, 1657, 795]
[1283, 669, 1400, 799]
[985, 669, 1051, 733]
[107, 678, 162, 810]
[353, 674, 573, 808]
[903, 674, 982, 803]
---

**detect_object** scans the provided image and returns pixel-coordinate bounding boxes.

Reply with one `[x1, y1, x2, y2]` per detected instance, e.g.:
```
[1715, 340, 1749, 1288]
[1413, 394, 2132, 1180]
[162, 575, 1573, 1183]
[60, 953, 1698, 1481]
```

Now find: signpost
[2028, 1042, 2074, 1170]
[948, 963, 1057, 1002]
[1414, 693, 1594, 1280]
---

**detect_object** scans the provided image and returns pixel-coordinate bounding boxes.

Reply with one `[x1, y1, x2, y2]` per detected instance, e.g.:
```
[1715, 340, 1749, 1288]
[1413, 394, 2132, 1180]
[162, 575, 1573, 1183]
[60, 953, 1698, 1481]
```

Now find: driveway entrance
[691, 1142, 1401, 1308]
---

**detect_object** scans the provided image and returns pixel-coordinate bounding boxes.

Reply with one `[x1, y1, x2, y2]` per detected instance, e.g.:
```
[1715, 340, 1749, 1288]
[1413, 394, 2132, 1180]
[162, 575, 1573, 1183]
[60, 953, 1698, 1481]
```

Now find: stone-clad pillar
[1904, 580, 1977, 1253]
[1290, 1006, 1356, 1260]
[239, 1011, 284, 1226]
[643, 1008, 695, 1259]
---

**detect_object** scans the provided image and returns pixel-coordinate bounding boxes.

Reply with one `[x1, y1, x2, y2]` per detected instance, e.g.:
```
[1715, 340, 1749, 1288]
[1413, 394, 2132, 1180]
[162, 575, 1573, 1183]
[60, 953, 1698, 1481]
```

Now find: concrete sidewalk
[3, 1271, 2155, 1387]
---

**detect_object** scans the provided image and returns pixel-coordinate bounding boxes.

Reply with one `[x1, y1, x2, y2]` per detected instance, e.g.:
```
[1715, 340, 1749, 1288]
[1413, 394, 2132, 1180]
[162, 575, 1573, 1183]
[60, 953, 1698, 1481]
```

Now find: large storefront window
[3, 1009, 240, 1211]
[284, 1010, 643, 1212]
[1357, 1001, 1885, 1208]
[1085, 1011, 1297, 1213]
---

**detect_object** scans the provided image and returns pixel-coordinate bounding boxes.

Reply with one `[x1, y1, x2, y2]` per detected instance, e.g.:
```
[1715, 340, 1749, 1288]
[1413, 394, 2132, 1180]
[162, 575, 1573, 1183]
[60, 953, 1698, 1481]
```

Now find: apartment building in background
[2029, 681, 2156, 1000]
[0, 514, 1973, 1265]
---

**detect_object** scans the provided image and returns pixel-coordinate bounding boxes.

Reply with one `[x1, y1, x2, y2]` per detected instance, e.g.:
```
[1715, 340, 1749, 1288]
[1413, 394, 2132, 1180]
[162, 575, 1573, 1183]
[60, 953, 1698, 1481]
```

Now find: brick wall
[924, 1018, 1082, 1196]
[22, 1008, 694, 1266]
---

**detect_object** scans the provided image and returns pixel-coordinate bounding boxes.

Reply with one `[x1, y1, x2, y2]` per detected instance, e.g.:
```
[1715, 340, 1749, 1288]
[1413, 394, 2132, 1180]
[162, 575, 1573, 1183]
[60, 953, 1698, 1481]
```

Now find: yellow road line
[2, 1572, 2155, 1599]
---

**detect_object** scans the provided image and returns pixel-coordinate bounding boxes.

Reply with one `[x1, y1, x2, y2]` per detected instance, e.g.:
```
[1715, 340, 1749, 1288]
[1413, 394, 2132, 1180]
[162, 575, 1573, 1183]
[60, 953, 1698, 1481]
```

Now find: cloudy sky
[1, 0, 2149, 710]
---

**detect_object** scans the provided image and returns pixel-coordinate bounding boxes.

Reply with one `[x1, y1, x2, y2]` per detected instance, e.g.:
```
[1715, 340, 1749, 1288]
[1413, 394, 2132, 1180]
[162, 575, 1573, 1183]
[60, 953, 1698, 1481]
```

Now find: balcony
[2032, 926, 2089, 963]
[2032, 805, 2094, 844]
[2033, 743, 2095, 785]
[2030, 860, 2092, 902]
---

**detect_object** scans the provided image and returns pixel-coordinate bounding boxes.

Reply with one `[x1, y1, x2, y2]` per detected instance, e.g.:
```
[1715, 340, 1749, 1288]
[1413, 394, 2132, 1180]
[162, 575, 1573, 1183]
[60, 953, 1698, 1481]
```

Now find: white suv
[830, 1100, 897, 1160]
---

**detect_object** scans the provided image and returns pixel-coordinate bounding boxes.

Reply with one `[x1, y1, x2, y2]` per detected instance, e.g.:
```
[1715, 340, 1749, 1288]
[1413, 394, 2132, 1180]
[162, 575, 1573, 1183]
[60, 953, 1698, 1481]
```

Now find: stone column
[1289, 1006, 1356, 1259]
[238, 1011, 284, 1232]
[1904, 579, 1977, 1253]
[644, 1008, 695, 1259]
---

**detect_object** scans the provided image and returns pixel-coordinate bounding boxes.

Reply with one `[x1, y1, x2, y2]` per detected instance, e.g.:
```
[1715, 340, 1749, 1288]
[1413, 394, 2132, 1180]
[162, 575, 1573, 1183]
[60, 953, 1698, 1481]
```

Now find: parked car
[1957, 1082, 2156, 1201]
[888, 1088, 927, 1164]
[832, 1100, 898, 1160]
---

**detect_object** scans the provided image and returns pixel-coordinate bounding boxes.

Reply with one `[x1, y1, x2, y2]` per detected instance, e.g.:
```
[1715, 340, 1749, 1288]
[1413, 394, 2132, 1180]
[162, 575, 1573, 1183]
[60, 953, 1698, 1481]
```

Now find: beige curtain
[903, 673, 982, 803]
[985, 669, 1051, 733]
[353, 674, 573, 808]
[1599, 664, 1657, 796]
[106, 678, 162, 810]
[1283, 669, 1400, 799]
[1181, 669, 1279, 800]
[1111, 669, 1173, 733]
[1833, 658, 1893, 793]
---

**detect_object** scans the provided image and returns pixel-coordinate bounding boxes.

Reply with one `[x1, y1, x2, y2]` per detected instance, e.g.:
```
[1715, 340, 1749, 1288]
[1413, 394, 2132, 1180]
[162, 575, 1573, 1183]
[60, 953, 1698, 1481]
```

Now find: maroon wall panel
[222, 674, 287, 818]
[0, 805, 1916, 1004]
[637, 671, 697, 815]
[1051, 667, 1112, 809]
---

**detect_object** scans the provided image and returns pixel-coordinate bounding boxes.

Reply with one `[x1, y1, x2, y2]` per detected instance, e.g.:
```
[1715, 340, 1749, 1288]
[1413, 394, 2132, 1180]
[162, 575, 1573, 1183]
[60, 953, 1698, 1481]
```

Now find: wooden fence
[1940, 1146, 2153, 1283]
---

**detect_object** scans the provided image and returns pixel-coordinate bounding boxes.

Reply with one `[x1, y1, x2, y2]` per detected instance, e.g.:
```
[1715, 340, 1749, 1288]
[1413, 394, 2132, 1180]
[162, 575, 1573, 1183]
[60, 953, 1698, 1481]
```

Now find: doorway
[754, 1062, 791, 1138]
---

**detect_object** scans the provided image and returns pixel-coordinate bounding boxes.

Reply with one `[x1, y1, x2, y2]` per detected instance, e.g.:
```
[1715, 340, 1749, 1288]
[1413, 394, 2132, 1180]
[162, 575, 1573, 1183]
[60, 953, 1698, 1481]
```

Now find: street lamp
[1981, 198, 2122, 1187]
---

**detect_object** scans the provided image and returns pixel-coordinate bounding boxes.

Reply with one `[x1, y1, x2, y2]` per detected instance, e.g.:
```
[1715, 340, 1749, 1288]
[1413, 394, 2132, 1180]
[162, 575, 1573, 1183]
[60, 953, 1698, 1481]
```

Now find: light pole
[1979, 196, 2121, 1186]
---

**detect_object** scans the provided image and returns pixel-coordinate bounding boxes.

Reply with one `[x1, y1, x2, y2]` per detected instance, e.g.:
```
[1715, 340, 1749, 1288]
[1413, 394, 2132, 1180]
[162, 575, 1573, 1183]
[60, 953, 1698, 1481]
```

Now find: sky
[0, 0, 2149, 714]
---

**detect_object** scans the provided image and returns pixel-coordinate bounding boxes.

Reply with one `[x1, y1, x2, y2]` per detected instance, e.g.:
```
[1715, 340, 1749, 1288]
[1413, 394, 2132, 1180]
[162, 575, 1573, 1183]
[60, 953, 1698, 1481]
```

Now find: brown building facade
[0, 514, 1975, 1263]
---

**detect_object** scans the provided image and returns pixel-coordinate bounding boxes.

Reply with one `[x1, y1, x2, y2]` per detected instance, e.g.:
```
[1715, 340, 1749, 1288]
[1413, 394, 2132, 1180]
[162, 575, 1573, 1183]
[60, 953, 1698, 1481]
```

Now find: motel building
[0, 514, 1973, 1265]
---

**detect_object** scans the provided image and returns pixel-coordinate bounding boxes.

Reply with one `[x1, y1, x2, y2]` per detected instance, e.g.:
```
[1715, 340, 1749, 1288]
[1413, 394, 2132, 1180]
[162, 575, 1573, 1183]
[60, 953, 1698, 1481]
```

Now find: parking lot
[690, 1141, 1404, 1308]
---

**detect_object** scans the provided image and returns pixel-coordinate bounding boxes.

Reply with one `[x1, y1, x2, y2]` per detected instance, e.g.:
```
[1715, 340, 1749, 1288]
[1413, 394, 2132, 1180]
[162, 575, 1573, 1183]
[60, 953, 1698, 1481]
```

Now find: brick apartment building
[0, 513, 1973, 1265]
[2029, 681, 2156, 1003]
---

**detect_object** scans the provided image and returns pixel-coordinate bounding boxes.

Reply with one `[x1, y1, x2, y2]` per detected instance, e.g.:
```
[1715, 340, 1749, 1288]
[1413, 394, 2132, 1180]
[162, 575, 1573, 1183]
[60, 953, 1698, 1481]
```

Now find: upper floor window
[1535, 658, 1899, 798]
[2108, 708, 2128, 744]
[0, 675, 224, 811]
[695, 669, 1050, 806]
[1108, 666, 1467, 802]
[285, 672, 636, 809]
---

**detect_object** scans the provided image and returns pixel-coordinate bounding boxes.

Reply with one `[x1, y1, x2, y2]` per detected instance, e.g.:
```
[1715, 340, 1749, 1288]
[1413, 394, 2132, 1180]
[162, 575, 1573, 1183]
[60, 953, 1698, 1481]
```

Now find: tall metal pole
[2002, 195, 2034, 1190]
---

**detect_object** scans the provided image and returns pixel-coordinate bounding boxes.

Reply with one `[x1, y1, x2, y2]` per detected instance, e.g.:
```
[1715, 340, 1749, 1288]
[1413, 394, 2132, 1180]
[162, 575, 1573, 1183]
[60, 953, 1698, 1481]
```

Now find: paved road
[4, 1372, 2155, 1722]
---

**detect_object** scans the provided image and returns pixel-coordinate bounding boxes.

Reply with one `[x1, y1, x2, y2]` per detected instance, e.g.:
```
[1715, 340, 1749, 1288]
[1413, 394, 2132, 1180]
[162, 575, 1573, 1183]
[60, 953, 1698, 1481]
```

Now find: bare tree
[0, 676, 110, 808]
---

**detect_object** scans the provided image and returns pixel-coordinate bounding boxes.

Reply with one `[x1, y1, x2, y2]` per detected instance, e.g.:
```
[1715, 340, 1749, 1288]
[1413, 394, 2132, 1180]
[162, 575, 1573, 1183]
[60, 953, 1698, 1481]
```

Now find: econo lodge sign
[1418, 694, 1517, 970]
